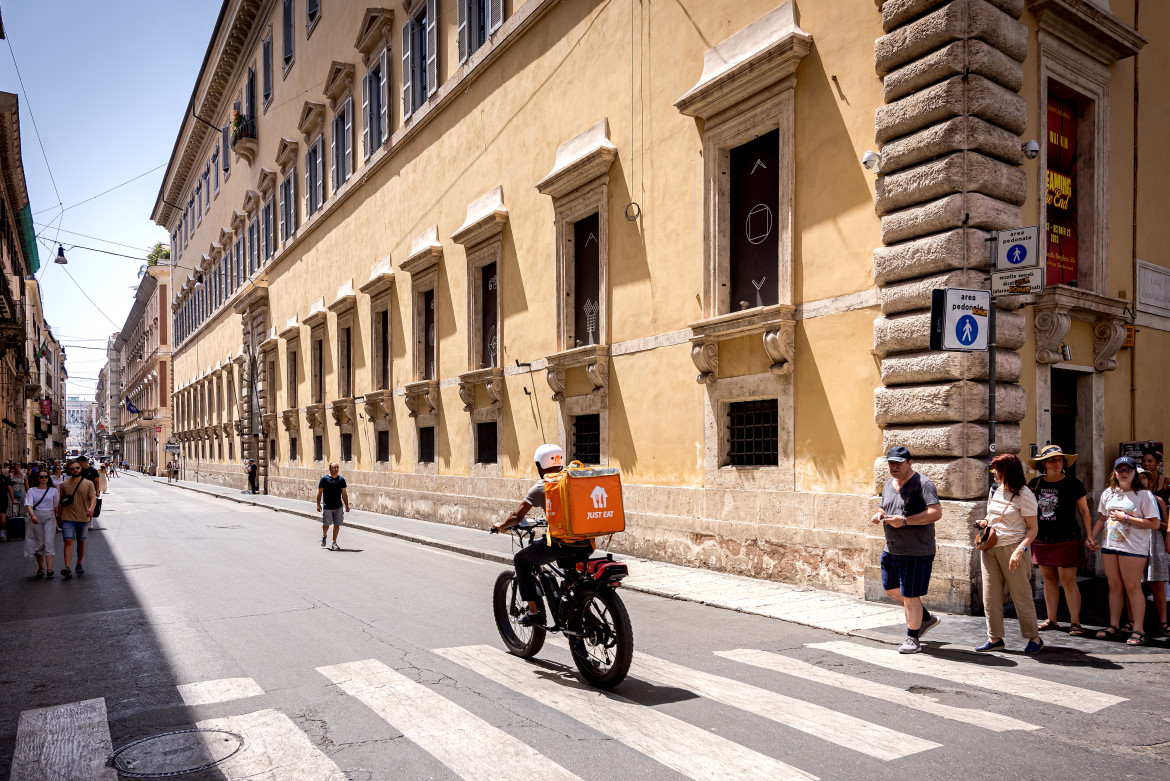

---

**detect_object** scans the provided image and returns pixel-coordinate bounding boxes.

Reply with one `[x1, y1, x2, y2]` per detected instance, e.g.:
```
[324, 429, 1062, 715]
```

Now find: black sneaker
[75, 564, 85, 575]
[60, 568, 72, 580]
[321, 536, 327, 547]
[518, 611, 546, 627]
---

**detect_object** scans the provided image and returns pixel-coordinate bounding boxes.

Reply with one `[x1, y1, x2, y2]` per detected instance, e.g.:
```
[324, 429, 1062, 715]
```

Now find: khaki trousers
[981, 544, 1039, 640]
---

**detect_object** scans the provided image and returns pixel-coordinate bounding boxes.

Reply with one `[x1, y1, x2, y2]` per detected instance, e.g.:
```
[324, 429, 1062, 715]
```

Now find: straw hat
[1028, 444, 1077, 468]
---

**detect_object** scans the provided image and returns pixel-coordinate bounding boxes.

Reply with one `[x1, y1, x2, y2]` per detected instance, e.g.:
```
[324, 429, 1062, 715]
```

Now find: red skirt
[1031, 539, 1082, 568]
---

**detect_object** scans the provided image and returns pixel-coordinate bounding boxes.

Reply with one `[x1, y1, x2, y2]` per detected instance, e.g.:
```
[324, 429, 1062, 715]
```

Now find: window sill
[544, 344, 609, 402]
[458, 367, 504, 412]
[330, 397, 356, 426]
[404, 380, 439, 418]
[304, 403, 327, 430]
[280, 409, 299, 432]
[688, 304, 796, 384]
[1032, 285, 1128, 370]
[360, 389, 393, 422]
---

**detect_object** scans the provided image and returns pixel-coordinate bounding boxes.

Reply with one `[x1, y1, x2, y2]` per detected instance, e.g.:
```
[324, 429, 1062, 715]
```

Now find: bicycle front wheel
[492, 570, 545, 658]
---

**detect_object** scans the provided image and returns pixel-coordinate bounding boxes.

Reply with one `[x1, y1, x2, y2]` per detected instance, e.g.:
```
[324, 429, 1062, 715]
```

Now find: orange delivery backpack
[543, 461, 625, 540]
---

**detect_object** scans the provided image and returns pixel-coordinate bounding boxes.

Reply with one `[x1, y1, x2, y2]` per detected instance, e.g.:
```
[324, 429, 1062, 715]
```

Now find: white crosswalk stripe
[546, 637, 937, 759]
[435, 644, 818, 781]
[717, 649, 1041, 733]
[194, 709, 346, 779]
[176, 677, 265, 707]
[809, 640, 1127, 714]
[317, 658, 584, 781]
[10, 698, 117, 781]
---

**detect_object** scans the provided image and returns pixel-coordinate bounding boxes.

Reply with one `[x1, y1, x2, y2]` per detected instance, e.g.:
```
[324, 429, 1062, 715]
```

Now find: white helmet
[534, 444, 565, 470]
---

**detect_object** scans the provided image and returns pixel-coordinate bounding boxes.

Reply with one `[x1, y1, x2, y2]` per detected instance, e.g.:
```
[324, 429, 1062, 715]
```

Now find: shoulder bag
[976, 488, 1015, 551]
[59, 479, 82, 508]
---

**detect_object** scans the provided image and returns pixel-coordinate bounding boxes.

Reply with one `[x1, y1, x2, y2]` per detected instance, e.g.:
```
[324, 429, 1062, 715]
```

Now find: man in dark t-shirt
[871, 446, 943, 654]
[316, 463, 349, 551]
[0, 471, 12, 541]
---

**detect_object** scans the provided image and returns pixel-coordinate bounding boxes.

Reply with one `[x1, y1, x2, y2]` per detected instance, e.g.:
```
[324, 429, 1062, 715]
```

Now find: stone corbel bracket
[1033, 286, 1130, 370]
[1033, 304, 1071, 364]
[404, 380, 439, 418]
[458, 368, 505, 412]
[1093, 317, 1127, 372]
[280, 409, 300, 432]
[232, 419, 247, 438]
[544, 344, 609, 402]
[304, 402, 327, 429]
[220, 422, 233, 437]
[260, 412, 277, 437]
[330, 398, 356, 426]
[360, 389, 394, 422]
[688, 303, 797, 384]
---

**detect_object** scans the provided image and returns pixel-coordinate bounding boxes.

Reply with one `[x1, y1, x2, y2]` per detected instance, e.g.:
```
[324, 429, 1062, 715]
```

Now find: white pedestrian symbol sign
[591, 486, 608, 509]
[583, 299, 598, 345]
[1008, 245, 1027, 265]
[956, 315, 978, 346]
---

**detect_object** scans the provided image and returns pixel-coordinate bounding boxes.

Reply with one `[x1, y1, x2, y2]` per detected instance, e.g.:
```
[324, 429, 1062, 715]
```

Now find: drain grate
[108, 728, 244, 777]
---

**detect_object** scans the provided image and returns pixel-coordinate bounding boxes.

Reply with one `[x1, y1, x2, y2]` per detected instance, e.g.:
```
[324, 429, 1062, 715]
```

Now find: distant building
[114, 266, 172, 474]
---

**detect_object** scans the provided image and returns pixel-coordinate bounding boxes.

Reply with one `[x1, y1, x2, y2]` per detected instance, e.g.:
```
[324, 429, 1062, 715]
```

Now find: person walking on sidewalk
[976, 454, 1042, 653]
[1027, 445, 1094, 636]
[57, 459, 98, 580]
[24, 471, 59, 578]
[872, 446, 943, 654]
[0, 467, 13, 542]
[246, 458, 259, 494]
[1139, 451, 1170, 638]
[317, 463, 349, 551]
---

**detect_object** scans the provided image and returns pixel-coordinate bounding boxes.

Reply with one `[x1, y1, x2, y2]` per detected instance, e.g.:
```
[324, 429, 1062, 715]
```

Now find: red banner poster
[1046, 93, 1078, 285]
[39, 398, 51, 416]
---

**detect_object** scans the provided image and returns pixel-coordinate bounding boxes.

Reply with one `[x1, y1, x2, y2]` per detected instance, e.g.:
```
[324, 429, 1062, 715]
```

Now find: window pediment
[323, 61, 356, 106]
[400, 225, 442, 276]
[674, 1, 811, 121]
[302, 296, 329, 328]
[297, 101, 326, 138]
[358, 256, 396, 297]
[536, 119, 617, 200]
[451, 186, 508, 247]
[355, 7, 395, 58]
[242, 189, 263, 214]
[208, 241, 223, 261]
[279, 314, 301, 341]
[327, 279, 357, 314]
[275, 137, 299, 170]
[217, 227, 233, 246]
[231, 209, 248, 231]
[257, 167, 279, 194]
[1027, 0, 1145, 65]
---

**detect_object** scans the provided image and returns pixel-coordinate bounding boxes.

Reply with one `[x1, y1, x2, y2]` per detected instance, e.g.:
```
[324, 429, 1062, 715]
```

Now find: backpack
[544, 461, 626, 540]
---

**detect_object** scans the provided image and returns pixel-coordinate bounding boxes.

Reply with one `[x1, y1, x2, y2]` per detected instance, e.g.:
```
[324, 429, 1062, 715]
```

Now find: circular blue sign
[956, 315, 979, 346]
[1006, 243, 1027, 265]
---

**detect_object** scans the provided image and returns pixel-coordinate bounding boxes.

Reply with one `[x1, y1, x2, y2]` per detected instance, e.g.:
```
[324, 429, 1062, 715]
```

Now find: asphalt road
[1, 476, 1168, 780]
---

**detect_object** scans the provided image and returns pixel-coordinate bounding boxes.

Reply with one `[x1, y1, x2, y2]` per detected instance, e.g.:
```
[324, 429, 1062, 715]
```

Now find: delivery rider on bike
[493, 444, 594, 626]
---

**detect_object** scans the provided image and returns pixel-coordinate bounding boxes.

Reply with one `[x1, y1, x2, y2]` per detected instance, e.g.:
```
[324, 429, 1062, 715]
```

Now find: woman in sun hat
[1027, 445, 1094, 635]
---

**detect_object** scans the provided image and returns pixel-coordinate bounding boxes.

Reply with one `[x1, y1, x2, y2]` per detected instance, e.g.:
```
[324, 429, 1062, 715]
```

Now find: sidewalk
[150, 475, 1170, 661]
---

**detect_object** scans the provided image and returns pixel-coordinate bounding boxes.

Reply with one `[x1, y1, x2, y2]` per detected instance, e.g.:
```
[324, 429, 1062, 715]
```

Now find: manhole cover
[108, 728, 244, 777]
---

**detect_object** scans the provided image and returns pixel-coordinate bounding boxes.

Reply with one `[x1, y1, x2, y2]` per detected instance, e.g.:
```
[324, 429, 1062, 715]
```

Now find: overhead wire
[6, 32, 65, 241]
[57, 265, 121, 329]
[32, 163, 167, 217]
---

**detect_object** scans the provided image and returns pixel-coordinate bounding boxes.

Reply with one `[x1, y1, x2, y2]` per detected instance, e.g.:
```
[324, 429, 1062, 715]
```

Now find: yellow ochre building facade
[155, 0, 1170, 613]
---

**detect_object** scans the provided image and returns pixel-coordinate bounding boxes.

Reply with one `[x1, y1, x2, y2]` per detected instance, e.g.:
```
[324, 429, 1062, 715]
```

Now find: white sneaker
[330, 542, 340, 551]
[899, 636, 921, 654]
[919, 615, 941, 638]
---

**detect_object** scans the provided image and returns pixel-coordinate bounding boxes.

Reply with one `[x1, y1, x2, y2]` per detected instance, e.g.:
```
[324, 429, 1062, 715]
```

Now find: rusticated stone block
[879, 116, 1025, 175]
[874, 228, 989, 285]
[880, 348, 1022, 384]
[875, 151, 1025, 216]
[872, 455, 990, 499]
[882, 422, 1021, 458]
[874, 309, 1023, 356]
[883, 39, 1023, 102]
[876, 0, 1028, 76]
[881, 192, 1020, 245]
[880, 269, 988, 313]
[874, 380, 1026, 424]
[876, 75, 1027, 145]
[881, 0, 1024, 33]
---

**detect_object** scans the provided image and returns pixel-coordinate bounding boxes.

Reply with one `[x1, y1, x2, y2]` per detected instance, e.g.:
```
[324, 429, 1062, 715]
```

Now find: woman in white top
[1092, 456, 1161, 646]
[974, 454, 1041, 653]
[23, 471, 59, 579]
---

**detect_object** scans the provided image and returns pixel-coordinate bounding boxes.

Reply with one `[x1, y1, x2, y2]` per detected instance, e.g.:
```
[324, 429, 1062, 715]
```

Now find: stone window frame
[702, 371, 794, 490]
[561, 394, 608, 468]
[400, 228, 441, 475]
[357, 258, 395, 468]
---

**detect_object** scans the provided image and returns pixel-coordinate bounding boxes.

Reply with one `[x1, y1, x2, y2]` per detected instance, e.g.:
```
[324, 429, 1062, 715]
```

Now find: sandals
[1159, 623, 1170, 638]
[1068, 623, 1085, 636]
[34, 568, 43, 579]
[45, 569, 54, 579]
[1096, 625, 1120, 639]
[1127, 631, 1147, 646]
[1037, 619, 1059, 631]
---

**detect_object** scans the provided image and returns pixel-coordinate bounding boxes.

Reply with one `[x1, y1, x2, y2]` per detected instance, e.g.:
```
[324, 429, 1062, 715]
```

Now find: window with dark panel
[282, 0, 295, 66]
[571, 414, 600, 465]
[376, 429, 390, 462]
[341, 433, 353, 462]
[728, 129, 779, 311]
[262, 33, 273, 104]
[289, 436, 298, 462]
[418, 425, 435, 463]
[476, 421, 497, 464]
[314, 434, 324, 462]
[377, 308, 390, 389]
[573, 213, 601, 347]
[726, 399, 778, 467]
[480, 261, 497, 367]
[312, 337, 324, 404]
[422, 288, 435, 380]
[286, 346, 298, 408]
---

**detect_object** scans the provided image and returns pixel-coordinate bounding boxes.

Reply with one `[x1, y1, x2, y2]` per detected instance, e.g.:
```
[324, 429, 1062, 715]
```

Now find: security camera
[862, 150, 881, 171]
[1022, 140, 1039, 160]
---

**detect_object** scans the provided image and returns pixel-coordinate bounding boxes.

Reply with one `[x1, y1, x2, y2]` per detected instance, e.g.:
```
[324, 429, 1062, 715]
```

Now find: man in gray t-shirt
[871, 446, 943, 653]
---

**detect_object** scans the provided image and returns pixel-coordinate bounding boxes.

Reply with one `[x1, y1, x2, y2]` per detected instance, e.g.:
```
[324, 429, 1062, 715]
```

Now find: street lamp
[55, 245, 67, 264]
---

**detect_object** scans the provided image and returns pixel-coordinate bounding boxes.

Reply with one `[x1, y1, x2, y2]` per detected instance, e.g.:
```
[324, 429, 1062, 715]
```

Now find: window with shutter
[379, 48, 390, 142]
[278, 180, 287, 242]
[306, 0, 319, 27]
[212, 151, 220, 194]
[235, 237, 244, 285]
[401, 22, 412, 119]
[262, 34, 273, 104]
[204, 169, 211, 208]
[344, 98, 354, 179]
[196, 187, 202, 223]
[425, 0, 437, 100]
[283, 0, 294, 65]
[489, 0, 502, 33]
[458, 0, 468, 64]
[330, 113, 339, 190]
[221, 125, 231, 175]
[316, 136, 325, 206]
[246, 68, 256, 119]
[362, 73, 371, 160]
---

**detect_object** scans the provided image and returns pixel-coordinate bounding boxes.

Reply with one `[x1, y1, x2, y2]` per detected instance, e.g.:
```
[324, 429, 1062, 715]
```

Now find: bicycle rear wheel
[568, 587, 633, 688]
[493, 570, 546, 658]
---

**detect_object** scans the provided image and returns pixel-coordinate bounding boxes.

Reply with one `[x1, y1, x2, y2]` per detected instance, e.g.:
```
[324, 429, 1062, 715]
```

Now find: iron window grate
[726, 399, 778, 466]
[572, 414, 601, 465]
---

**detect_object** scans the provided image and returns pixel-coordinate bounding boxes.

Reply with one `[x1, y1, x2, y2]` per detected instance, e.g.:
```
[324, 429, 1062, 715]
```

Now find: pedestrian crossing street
[9, 639, 1128, 780]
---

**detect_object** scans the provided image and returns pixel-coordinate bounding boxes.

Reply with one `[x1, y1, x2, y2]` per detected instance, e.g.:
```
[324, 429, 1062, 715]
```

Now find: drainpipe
[1130, 0, 1140, 439]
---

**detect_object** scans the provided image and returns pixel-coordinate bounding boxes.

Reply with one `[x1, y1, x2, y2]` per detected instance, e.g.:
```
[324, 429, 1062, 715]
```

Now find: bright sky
[1, 1, 221, 400]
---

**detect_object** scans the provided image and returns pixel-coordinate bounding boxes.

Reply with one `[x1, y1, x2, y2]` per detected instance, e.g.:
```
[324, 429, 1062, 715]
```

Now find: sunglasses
[1115, 465, 1135, 473]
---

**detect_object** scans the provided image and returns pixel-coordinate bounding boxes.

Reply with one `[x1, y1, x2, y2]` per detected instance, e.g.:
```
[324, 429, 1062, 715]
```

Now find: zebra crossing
[8, 640, 1129, 780]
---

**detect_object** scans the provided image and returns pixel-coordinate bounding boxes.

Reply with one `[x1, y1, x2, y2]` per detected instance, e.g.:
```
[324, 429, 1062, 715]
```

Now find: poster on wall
[1119, 440, 1164, 475]
[1046, 92, 1078, 286]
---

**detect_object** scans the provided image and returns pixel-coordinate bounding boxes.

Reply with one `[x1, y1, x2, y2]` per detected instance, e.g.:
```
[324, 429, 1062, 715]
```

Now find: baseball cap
[1113, 456, 1138, 470]
[885, 446, 911, 463]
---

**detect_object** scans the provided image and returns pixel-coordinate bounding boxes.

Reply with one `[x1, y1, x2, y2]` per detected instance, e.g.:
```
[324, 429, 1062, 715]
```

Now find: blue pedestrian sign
[995, 226, 1040, 271]
[930, 287, 990, 352]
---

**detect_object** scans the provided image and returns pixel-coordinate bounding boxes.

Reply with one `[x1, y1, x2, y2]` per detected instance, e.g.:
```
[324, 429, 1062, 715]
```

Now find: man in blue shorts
[872, 446, 943, 653]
